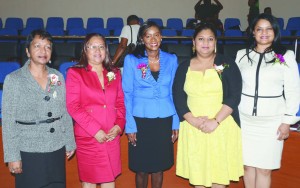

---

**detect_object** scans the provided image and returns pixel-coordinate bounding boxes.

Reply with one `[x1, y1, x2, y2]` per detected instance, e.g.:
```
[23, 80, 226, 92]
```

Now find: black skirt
[15, 147, 66, 188]
[129, 116, 174, 173]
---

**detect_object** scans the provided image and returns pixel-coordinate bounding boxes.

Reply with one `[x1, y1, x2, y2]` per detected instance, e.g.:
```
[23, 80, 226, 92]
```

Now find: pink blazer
[66, 65, 125, 138]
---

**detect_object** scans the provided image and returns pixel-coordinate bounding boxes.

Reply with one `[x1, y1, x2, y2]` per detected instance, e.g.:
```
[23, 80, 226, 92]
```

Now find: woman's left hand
[171, 130, 179, 143]
[66, 150, 75, 160]
[277, 123, 290, 140]
[107, 125, 121, 142]
[201, 118, 219, 133]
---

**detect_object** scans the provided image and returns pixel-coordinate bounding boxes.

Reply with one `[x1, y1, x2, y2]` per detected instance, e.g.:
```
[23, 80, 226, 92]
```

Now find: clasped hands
[94, 125, 121, 143]
[191, 116, 219, 133]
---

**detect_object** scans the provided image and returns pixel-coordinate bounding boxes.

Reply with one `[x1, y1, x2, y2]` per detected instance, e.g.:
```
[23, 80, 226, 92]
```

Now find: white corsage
[107, 71, 116, 84]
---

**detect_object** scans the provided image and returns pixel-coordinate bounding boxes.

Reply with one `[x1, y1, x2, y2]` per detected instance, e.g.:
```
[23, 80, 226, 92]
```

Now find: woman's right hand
[8, 161, 22, 174]
[94, 130, 108, 143]
[127, 133, 137, 147]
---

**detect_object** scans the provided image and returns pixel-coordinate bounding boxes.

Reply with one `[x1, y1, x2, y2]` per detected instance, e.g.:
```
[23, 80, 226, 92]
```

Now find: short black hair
[127, 15, 139, 25]
[26, 29, 53, 50]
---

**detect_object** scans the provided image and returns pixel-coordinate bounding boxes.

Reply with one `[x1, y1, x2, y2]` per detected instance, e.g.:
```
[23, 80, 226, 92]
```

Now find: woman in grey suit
[1, 29, 76, 188]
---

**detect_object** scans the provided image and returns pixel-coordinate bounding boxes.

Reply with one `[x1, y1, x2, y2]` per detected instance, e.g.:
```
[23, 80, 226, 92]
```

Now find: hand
[277, 123, 290, 140]
[107, 125, 121, 142]
[8, 161, 22, 174]
[194, 116, 208, 130]
[127, 133, 137, 146]
[171, 130, 179, 143]
[66, 150, 75, 160]
[201, 118, 219, 133]
[94, 130, 108, 143]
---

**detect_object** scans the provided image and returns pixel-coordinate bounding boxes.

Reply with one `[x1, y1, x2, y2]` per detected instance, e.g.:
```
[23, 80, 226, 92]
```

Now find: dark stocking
[136, 172, 148, 188]
[151, 171, 163, 188]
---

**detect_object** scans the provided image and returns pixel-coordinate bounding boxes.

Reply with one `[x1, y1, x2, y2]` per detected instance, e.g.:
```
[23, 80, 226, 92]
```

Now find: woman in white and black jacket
[236, 13, 300, 188]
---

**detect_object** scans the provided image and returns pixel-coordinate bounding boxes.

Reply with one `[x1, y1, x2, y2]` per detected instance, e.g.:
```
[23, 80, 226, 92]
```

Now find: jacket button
[50, 128, 55, 133]
[48, 112, 52, 117]
[44, 96, 50, 101]
[103, 105, 106, 108]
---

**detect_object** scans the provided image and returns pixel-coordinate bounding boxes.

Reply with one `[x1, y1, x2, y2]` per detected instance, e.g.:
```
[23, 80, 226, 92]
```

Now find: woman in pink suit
[66, 33, 125, 188]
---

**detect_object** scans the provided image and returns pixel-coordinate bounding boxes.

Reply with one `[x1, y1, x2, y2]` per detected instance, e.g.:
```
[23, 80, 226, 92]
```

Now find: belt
[16, 116, 62, 125]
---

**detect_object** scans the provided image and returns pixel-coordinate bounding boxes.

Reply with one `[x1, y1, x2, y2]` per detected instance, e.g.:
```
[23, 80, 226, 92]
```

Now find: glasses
[31, 43, 52, 51]
[86, 45, 106, 51]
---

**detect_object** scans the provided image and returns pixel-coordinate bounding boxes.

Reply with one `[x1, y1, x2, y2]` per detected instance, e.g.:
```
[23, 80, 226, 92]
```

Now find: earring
[192, 45, 195, 54]
[214, 45, 217, 53]
[48, 60, 51, 64]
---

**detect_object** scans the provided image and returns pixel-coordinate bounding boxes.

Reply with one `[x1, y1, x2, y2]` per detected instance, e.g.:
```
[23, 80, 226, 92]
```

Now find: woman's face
[142, 26, 162, 52]
[26, 35, 52, 65]
[193, 29, 216, 56]
[85, 36, 106, 66]
[253, 19, 275, 47]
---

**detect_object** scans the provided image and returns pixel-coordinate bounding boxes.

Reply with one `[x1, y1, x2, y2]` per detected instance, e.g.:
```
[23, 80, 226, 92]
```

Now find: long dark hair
[192, 22, 217, 57]
[240, 13, 286, 64]
[132, 21, 162, 58]
[76, 33, 115, 71]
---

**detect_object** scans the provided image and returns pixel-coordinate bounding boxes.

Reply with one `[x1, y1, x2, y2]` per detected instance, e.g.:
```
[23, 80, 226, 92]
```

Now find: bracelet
[213, 118, 220, 125]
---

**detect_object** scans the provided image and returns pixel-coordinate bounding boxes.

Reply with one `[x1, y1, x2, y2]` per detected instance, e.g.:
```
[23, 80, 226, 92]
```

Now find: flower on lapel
[214, 63, 229, 80]
[107, 71, 116, 84]
[273, 53, 288, 66]
[137, 63, 148, 79]
[48, 74, 61, 92]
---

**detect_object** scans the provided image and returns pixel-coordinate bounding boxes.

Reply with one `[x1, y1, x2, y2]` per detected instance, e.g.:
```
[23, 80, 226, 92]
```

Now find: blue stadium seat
[25, 17, 44, 30]
[87, 17, 104, 34]
[224, 30, 244, 44]
[277, 17, 284, 30]
[106, 17, 124, 33]
[186, 18, 195, 28]
[59, 62, 77, 79]
[139, 18, 144, 25]
[166, 18, 183, 31]
[90, 28, 110, 36]
[147, 18, 163, 28]
[286, 17, 300, 32]
[280, 30, 291, 44]
[162, 29, 178, 44]
[0, 18, 2, 29]
[46, 28, 65, 43]
[0, 62, 20, 84]
[5, 17, 23, 31]
[67, 28, 86, 43]
[66, 17, 84, 31]
[111, 28, 122, 44]
[224, 18, 241, 31]
[0, 28, 19, 42]
[46, 17, 64, 30]
[181, 29, 194, 44]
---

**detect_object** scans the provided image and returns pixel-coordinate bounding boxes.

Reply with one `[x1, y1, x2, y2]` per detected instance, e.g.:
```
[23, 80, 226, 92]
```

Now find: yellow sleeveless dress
[176, 68, 243, 187]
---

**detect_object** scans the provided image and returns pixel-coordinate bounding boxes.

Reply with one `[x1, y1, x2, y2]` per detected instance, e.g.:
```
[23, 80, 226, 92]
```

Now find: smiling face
[85, 36, 106, 66]
[141, 26, 162, 53]
[26, 35, 52, 65]
[193, 28, 216, 57]
[253, 19, 275, 49]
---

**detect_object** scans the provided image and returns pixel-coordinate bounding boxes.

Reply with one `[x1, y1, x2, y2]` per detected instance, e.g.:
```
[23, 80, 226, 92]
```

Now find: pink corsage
[214, 63, 229, 80]
[274, 53, 288, 66]
[137, 63, 148, 79]
[48, 74, 61, 92]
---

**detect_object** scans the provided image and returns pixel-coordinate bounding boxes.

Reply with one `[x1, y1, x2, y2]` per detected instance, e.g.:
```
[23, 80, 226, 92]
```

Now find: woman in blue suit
[122, 21, 179, 188]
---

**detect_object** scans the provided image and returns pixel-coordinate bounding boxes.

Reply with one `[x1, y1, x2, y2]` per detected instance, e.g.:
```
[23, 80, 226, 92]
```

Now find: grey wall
[0, 0, 298, 31]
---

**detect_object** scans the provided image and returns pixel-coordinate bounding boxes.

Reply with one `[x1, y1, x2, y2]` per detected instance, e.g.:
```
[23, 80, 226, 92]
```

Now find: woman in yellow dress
[173, 22, 244, 188]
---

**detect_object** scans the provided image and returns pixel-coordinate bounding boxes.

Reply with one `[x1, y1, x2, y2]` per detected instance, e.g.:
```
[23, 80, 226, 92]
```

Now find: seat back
[224, 18, 241, 31]
[166, 18, 183, 31]
[0, 43, 20, 62]
[59, 62, 77, 79]
[46, 17, 64, 30]
[162, 29, 178, 44]
[286, 17, 300, 32]
[66, 17, 84, 31]
[147, 18, 163, 28]
[106, 17, 124, 32]
[0, 28, 19, 42]
[224, 30, 244, 44]
[26, 17, 44, 30]
[0, 62, 21, 83]
[87, 17, 104, 33]
[181, 29, 194, 44]
[277, 18, 284, 30]
[5, 17, 23, 31]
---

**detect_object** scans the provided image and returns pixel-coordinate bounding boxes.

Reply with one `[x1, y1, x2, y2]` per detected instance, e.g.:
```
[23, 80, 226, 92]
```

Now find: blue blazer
[122, 50, 179, 133]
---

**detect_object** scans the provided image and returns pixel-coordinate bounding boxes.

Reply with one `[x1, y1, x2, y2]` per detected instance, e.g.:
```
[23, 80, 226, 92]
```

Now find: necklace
[148, 58, 160, 64]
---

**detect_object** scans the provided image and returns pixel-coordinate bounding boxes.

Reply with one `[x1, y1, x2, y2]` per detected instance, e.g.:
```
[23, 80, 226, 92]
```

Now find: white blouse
[236, 49, 300, 124]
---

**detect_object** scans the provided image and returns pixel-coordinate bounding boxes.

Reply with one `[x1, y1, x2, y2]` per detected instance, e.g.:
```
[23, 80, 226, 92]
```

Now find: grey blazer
[2, 61, 76, 163]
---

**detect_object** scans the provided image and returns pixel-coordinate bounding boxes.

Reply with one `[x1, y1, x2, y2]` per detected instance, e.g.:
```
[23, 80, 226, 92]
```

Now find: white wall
[0, 0, 298, 31]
